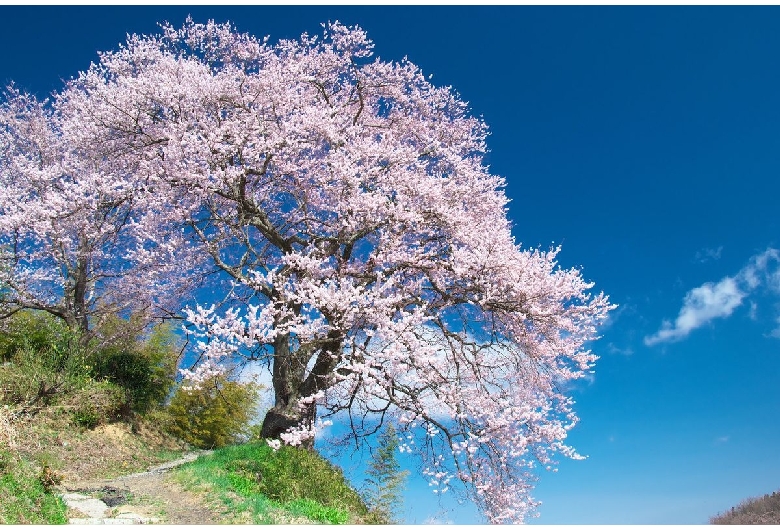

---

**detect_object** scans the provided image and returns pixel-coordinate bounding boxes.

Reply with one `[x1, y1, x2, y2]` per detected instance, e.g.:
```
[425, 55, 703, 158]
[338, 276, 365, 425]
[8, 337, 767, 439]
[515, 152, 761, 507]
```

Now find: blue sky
[2, 5, 780, 525]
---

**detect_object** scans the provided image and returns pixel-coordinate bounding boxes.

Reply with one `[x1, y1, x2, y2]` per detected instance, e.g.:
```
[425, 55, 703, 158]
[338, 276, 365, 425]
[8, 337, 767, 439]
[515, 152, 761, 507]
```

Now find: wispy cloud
[606, 342, 634, 356]
[695, 246, 723, 263]
[645, 248, 779, 346]
[771, 316, 780, 339]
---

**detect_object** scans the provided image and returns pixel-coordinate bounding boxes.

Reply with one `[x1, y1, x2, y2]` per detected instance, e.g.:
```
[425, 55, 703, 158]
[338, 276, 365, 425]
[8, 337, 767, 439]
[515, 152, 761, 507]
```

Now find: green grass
[0, 450, 68, 524]
[172, 441, 372, 524]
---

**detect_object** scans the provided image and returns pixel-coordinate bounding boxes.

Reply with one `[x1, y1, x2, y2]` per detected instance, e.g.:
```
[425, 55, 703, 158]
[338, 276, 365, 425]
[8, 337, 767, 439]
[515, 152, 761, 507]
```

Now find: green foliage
[0, 310, 72, 364]
[66, 379, 126, 429]
[88, 318, 179, 414]
[0, 311, 89, 407]
[0, 311, 180, 425]
[173, 441, 370, 524]
[0, 344, 88, 411]
[362, 424, 409, 523]
[162, 376, 260, 449]
[0, 449, 68, 524]
[711, 490, 780, 524]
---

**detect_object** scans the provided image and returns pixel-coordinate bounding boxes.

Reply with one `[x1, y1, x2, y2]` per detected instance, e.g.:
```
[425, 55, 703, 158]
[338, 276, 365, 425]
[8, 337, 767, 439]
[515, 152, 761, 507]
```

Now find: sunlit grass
[0, 450, 67, 524]
[172, 440, 372, 524]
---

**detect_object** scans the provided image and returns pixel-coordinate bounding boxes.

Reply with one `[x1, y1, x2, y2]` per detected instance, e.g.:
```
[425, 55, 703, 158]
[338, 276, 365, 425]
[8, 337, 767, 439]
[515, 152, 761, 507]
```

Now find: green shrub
[88, 319, 179, 414]
[0, 310, 72, 364]
[0, 311, 180, 417]
[0, 311, 90, 407]
[162, 376, 260, 449]
[0, 346, 57, 406]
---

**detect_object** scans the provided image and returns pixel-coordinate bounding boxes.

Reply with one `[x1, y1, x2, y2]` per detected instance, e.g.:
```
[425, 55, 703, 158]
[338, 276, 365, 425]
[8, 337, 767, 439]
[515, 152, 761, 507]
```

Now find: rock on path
[62, 492, 158, 525]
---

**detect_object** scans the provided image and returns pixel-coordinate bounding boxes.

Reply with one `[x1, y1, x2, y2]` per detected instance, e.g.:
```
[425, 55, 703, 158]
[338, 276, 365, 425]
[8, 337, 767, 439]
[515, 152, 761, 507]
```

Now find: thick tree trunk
[259, 405, 314, 447]
[259, 332, 316, 449]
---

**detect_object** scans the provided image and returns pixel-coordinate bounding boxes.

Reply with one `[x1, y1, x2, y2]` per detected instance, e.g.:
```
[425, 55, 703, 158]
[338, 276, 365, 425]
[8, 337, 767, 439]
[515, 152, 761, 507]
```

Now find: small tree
[0, 88, 199, 343]
[164, 375, 260, 449]
[363, 424, 409, 523]
[88, 317, 180, 414]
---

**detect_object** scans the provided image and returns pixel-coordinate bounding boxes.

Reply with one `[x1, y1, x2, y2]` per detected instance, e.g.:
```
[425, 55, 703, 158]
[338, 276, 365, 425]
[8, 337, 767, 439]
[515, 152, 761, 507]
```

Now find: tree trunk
[64, 243, 91, 344]
[260, 403, 316, 450]
[259, 332, 316, 449]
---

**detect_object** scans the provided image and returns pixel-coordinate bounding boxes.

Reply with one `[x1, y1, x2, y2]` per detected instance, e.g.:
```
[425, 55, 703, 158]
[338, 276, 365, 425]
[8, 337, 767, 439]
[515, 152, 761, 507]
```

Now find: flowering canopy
[1, 19, 614, 523]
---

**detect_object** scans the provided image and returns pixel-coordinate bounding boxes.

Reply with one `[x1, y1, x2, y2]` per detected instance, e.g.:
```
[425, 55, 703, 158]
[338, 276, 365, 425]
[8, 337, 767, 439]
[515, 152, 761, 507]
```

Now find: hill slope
[1, 409, 377, 524]
[711, 490, 780, 524]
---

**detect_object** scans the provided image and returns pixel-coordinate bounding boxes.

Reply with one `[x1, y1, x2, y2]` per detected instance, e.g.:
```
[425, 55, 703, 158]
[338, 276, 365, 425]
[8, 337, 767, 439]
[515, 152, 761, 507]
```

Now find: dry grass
[8, 408, 190, 483]
[0, 406, 18, 450]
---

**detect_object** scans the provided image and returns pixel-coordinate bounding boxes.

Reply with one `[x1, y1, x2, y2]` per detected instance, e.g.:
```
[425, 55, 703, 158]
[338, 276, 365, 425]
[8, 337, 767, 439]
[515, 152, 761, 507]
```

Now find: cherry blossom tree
[45, 19, 613, 522]
[0, 86, 195, 343]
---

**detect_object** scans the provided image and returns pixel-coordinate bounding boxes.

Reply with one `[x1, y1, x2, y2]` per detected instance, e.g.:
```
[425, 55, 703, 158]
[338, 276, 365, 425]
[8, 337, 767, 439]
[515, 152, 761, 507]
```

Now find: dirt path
[60, 451, 222, 525]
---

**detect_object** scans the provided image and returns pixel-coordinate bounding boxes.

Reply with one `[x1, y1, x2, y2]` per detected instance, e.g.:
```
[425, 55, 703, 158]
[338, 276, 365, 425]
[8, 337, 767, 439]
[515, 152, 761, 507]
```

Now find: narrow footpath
[59, 450, 218, 525]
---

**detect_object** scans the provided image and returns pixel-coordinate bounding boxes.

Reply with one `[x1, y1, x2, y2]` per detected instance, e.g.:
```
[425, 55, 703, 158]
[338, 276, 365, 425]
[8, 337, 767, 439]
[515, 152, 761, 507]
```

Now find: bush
[0, 310, 179, 424]
[0, 343, 89, 409]
[0, 311, 89, 407]
[66, 379, 126, 429]
[162, 376, 260, 449]
[0, 311, 72, 364]
[88, 318, 179, 414]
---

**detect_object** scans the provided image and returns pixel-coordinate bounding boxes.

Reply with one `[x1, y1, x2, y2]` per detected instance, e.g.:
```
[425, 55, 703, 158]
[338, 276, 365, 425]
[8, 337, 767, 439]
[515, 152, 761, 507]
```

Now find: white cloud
[771, 316, 780, 339]
[645, 248, 779, 346]
[748, 301, 758, 321]
[644, 276, 745, 346]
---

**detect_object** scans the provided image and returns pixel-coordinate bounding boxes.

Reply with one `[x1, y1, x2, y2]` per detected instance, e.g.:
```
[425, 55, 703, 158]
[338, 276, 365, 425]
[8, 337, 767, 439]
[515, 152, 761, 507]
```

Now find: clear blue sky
[3, 6, 779, 524]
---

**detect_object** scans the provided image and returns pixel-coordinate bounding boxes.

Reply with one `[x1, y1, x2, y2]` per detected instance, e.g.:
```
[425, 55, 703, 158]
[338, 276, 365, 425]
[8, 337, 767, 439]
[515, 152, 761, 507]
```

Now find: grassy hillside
[1, 408, 380, 524]
[0, 447, 67, 524]
[172, 441, 382, 524]
[0, 310, 380, 524]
